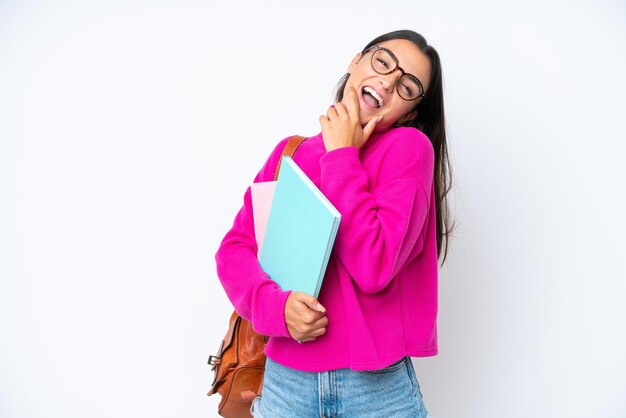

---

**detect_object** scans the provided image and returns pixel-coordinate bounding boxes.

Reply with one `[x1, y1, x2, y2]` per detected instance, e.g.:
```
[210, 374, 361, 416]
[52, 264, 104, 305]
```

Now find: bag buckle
[207, 354, 221, 366]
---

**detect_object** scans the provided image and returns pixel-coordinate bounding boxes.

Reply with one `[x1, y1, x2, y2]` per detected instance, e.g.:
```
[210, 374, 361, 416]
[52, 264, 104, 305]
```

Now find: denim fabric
[251, 356, 432, 418]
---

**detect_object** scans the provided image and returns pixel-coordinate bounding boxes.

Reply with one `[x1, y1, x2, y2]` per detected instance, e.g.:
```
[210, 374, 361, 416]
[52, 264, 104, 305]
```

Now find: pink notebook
[250, 181, 277, 257]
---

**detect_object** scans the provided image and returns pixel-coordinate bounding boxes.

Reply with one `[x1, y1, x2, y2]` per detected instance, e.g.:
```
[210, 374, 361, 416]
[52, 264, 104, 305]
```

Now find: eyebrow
[384, 46, 420, 80]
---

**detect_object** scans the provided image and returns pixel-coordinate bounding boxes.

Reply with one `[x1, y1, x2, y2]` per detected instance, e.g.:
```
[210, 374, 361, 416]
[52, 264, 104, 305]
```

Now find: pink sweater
[215, 126, 438, 372]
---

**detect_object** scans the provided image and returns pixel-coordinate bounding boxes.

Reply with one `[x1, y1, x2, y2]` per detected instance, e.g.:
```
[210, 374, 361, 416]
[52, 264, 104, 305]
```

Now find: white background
[1, 1, 625, 417]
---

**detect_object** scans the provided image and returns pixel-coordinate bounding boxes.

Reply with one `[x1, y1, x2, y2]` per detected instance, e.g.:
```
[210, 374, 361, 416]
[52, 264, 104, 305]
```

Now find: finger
[342, 84, 360, 118]
[307, 327, 327, 338]
[310, 315, 328, 330]
[333, 102, 348, 118]
[292, 322, 321, 340]
[299, 309, 328, 327]
[296, 292, 326, 313]
[362, 115, 383, 141]
[297, 328, 325, 342]
[295, 308, 325, 327]
[319, 114, 329, 129]
[299, 323, 326, 340]
[326, 104, 339, 120]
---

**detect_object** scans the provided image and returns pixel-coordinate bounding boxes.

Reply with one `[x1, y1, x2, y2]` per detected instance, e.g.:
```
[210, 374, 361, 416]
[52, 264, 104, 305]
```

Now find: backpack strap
[273, 135, 307, 181]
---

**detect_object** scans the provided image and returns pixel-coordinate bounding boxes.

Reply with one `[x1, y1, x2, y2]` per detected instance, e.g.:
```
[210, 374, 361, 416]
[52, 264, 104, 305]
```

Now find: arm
[214, 138, 293, 338]
[319, 130, 435, 294]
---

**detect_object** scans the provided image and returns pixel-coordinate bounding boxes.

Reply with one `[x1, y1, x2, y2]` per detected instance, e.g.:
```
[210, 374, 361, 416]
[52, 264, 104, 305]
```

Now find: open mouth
[362, 86, 384, 108]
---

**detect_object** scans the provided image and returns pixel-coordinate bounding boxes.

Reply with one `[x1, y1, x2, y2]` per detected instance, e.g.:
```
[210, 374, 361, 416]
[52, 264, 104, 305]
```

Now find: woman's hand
[319, 84, 382, 152]
[284, 292, 328, 342]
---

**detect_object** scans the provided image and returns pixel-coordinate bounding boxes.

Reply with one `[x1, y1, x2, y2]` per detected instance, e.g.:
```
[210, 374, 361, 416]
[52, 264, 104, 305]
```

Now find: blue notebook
[258, 156, 341, 298]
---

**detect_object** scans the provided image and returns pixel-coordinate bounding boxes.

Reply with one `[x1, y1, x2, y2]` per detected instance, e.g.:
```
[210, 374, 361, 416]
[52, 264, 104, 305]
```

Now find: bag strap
[273, 135, 306, 181]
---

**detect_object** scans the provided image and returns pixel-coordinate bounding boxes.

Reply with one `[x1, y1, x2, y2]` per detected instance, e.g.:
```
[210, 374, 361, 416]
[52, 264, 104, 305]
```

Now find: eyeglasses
[363, 45, 425, 101]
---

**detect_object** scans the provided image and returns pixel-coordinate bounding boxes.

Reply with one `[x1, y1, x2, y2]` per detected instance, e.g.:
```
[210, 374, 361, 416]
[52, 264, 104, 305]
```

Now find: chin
[374, 123, 394, 133]
[358, 111, 380, 127]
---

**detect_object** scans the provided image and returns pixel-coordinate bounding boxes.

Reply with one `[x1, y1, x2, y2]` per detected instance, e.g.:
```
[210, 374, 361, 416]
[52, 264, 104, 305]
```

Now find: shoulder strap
[273, 135, 306, 181]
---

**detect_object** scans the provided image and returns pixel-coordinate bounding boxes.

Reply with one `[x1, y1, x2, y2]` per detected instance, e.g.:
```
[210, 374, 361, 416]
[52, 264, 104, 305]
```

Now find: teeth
[363, 86, 383, 107]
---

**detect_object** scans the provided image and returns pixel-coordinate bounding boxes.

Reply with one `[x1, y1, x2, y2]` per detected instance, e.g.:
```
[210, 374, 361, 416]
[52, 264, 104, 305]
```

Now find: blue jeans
[251, 356, 432, 418]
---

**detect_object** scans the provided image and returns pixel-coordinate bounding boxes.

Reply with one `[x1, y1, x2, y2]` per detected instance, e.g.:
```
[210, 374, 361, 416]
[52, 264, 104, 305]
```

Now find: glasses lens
[397, 74, 423, 101]
[371, 48, 396, 74]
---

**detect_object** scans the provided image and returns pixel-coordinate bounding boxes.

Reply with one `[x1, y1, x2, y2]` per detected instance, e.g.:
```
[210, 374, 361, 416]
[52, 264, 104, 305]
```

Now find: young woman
[215, 29, 454, 417]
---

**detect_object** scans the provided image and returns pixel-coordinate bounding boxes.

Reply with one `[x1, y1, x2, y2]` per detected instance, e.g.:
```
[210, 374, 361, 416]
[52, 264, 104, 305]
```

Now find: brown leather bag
[207, 135, 307, 418]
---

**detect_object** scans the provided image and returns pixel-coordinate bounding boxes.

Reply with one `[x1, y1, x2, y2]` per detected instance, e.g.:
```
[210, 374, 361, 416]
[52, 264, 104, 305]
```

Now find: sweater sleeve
[319, 128, 435, 294]
[214, 138, 293, 338]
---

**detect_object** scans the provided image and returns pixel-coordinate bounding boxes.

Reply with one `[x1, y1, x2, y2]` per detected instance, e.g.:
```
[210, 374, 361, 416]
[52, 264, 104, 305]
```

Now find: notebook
[257, 156, 341, 298]
[251, 180, 276, 257]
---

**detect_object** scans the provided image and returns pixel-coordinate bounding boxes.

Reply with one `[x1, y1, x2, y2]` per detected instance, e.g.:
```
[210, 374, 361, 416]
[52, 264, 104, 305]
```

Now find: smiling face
[346, 39, 432, 132]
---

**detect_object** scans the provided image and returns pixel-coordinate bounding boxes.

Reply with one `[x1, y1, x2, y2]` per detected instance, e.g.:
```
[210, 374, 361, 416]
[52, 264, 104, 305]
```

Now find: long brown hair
[334, 30, 456, 265]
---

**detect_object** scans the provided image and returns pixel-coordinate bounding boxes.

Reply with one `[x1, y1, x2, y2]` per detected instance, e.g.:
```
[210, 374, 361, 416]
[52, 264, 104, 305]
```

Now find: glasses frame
[363, 44, 425, 101]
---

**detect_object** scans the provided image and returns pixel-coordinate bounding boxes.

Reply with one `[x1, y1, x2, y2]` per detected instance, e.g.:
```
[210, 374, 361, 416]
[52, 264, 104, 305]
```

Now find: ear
[347, 52, 362, 73]
[396, 110, 418, 125]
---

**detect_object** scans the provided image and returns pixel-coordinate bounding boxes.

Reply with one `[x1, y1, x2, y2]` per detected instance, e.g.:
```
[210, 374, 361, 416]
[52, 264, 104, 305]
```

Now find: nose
[379, 69, 402, 92]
